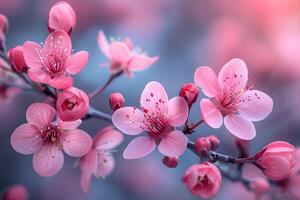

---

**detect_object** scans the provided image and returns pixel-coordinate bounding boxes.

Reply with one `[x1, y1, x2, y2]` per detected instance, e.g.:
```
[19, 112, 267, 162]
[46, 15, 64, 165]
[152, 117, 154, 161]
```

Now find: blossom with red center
[182, 162, 222, 199]
[10, 103, 92, 177]
[98, 31, 159, 77]
[79, 126, 124, 193]
[194, 58, 273, 140]
[112, 81, 189, 159]
[22, 30, 88, 89]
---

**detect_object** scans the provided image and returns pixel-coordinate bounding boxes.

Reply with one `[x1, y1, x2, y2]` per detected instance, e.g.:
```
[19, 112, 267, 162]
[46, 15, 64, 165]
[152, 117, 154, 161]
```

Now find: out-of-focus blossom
[2, 184, 28, 200]
[195, 137, 211, 155]
[249, 178, 270, 196]
[56, 87, 89, 121]
[0, 14, 8, 33]
[182, 162, 222, 199]
[79, 126, 123, 193]
[179, 83, 199, 107]
[109, 92, 125, 111]
[194, 58, 273, 140]
[98, 31, 158, 77]
[112, 81, 188, 159]
[0, 70, 21, 103]
[48, 1, 76, 34]
[254, 141, 295, 181]
[23, 30, 88, 89]
[207, 135, 220, 150]
[10, 103, 92, 177]
[8, 46, 28, 73]
[162, 156, 179, 168]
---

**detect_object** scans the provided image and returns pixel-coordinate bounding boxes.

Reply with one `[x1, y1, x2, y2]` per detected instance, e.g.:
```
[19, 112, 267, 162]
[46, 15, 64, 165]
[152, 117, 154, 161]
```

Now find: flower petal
[93, 126, 124, 150]
[59, 119, 82, 131]
[33, 145, 64, 177]
[95, 152, 115, 178]
[109, 42, 131, 63]
[10, 124, 43, 155]
[48, 76, 73, 89]
[97, 31, 110, 58]
[128, 55, 159, 71]
[80, 172, 92, 193]
[112, 107, 147, 135]
[65, 51, 89, 75]
[224, 114, 256, 140]
[167, 97, 188, 126]
[158, 130, 187, 157]
[238, 90, 273, 121]
[44, 30, 71, 58]
[200, 98, 223, 128]
[62, 129, 92, 157]
[123, 136, 155, 159]
[194, 66, 221, 97]
[26, 103, 56, 129]
[22, 41, 43, 70]
[27, 68, 51, 84]
[80, 149, 97, 174]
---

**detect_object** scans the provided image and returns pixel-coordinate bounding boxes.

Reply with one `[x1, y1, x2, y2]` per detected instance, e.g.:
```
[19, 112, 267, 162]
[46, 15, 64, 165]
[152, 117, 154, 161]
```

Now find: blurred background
[1, 0, 300, 199]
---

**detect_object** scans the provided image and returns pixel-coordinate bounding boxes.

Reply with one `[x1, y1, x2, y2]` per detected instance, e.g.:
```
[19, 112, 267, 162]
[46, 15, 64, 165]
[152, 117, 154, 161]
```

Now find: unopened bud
[207, 135, 220, 150]
[8, 46, 28, 73]
[162, 156, 179, 168]
[195, 137, 211, 156]
[179, 83, 199, 107]
[109, 92, 125, 111]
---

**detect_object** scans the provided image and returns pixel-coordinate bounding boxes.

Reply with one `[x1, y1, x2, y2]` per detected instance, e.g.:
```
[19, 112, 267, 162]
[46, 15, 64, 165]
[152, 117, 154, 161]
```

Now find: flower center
[40, 124, 61, 145]
[62, 99, 77, 111]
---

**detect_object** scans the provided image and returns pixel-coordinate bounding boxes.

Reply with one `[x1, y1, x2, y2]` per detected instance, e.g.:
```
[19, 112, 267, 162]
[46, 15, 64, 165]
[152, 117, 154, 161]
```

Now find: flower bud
[48, 1, 76, 34]
[2, 185, 28, 200]
[207, 135, 220, 150]
[182, 162, 222, 198]
[56, 87, 89, 121]
[8, 46, 28, 73]
[195, 137, 211, 156]
[162, 156, 179, 168]
[249, 178, 270, 196]
[109, 92, 124, 111]
[254, 141, 296, 181]
[179, 83, 199, 107]
[0, 14, 8, 33]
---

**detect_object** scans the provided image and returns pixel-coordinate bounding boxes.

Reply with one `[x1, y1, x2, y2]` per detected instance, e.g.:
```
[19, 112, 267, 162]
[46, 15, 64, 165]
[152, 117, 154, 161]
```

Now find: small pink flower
[182, 162, 222, 199]
[249, 178, 270, 196]
[8, 46, 28, 73]
[48, 1, 76, 34]
[56, 87, 89, 121]
[98, 31, 158, 77]
[79, 126, 123, 193]
[109, 92, 125, 111]
[254, 141, 296, 181]
[23, 30, 88, 89]
[112, 81, 189, 159]
[2, 185, 28, 200]
[194, 58, 273, 140]
[10, 103, 92, 177]
[179, 83, 199, 107]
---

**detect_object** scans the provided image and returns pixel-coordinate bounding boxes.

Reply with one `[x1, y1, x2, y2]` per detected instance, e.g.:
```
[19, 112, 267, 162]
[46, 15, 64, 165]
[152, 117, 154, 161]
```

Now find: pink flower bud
[249, 178, 270, 196]
[8, 46, 28, 73]
[179, 83, 199, 107]
[48, 1, 76, 34]
[182, 162, 222, 198]
[207, 135, 220, 150]
[254, 141, 296, 180]
[2, 185, 28, 200]
[195, 137, 211, 156]
[109, 92, 125, 111]
[56, 87, 89, 121]
[162, 156, 179, 168]
[0, 14, 8, 33]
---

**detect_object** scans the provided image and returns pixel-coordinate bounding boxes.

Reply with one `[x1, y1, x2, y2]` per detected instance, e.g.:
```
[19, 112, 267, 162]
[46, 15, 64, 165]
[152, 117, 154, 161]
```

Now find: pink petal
[112, 107, 147, 135]
[140, 81, 169, 117]
[200, 98, 223, 128]
[65, 51, 89, 75]
[158, 130, 187, 157]
[166, 97, 189, 126]
[194, 66, 221, 97]
[238, 90, 273, 121]
[80, 149, 97, 174]
[33, 145, 64, 177]
[59, 119, 82, 130]
[109, 42, 131, 63]
[62, 129, 92, 157]
[218, 58, 248, 94]
[22, 41, 43, 70]
[80, 172, 92, 193]
[10, 124, 43, 155]
[128, 55, 159, 71]
[44, 30, 71, 58]
[95, 152, 115, 178]
[224, 114, 256, 140]
[27, 68, 51, 84]
[48, 76, 73, 89]
[26, 103, 56, 129]
[123, 136, 155, 159]
[93, 126, 124, 150]
[97, 31, 110, 58]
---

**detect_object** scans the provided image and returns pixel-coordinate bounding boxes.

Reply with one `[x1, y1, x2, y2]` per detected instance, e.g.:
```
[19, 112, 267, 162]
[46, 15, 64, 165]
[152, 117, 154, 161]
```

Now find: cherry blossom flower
[98, 31, 158, 77]
[2, 184, 28, 200]
[79, 126, 124, 193]
[10, 103, 92, 177]
[194, 58, 273, 140]
[112, 81, 188, 159]
[23, 30, 88, 89]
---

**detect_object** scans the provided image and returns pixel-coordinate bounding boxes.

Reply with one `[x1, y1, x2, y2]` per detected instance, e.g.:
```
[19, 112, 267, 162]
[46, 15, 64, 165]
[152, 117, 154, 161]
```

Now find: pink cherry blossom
[112, 81, 188, 159]
[10, 103, 92, 177]
[97, 31, 159, 77]
[22, 30, 88, 89]
[56, 87, 89, 121]
[194, 58, 273, 140]
[2, 184, 28, 200]
[182, 162, 222, 199]
[79, 126, 124, 193]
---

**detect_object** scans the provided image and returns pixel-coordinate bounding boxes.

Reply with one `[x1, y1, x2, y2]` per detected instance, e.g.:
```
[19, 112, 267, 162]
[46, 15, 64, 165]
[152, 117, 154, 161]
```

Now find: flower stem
[183, 119, 204, 134]
[83, 106, 112, 122]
